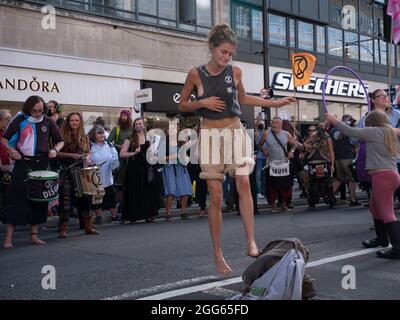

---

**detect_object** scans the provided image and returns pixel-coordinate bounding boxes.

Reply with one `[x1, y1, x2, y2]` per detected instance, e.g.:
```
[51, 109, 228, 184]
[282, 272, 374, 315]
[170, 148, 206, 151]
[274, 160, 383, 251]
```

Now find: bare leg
[180, 195, 188, 213]
[332, 179, 341, 194]
[165, 195, 174, 219]
[30, 225, 45, 245]
[180, 196, 189, 219]
[3, 224, 15, 248]
[348, 181, 357, 202]
[207, 180, 232, 274]
[235, 175, 260, 258]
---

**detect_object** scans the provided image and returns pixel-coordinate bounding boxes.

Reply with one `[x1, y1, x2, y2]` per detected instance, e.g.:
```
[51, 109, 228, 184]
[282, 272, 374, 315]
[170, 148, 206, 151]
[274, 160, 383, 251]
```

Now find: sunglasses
[308, 129, 316, 132]
[31, 109, 44, 114]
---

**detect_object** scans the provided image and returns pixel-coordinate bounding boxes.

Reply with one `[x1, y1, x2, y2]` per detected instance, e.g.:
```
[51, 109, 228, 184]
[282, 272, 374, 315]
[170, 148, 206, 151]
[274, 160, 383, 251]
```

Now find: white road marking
[136, 247, 383, 300]
[102, 276, 218, 300]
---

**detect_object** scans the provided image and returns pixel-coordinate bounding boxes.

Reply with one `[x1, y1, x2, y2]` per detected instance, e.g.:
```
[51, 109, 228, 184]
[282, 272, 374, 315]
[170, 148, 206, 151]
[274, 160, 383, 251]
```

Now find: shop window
[298, 21, 314, 51]
[252, 9, 263, 42]
[373, 3, 384, 38]
[359, 0, 373, 35]
[298, 100, 320, 122]
[330, 0, 342, 27]
[233, 4, 251, 39]
[289, 19, 296, 48]
[269, 14, 286, 46]
[328, 27, 343, 57]
[374, 39, 387, 65]
[344, 104, 361, 121]
[316, 25, 325, 53]
[232, 3, 263, 42]
[360, 35, 373, 63]
[326, 102, 344, 119]
[344, 31, 359, 60]
[197, 0, 212, 27]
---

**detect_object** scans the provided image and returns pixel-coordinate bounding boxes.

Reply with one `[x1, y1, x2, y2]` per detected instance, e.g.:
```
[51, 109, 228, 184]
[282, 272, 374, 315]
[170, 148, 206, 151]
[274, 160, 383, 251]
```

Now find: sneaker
[349, 200, 361, 207]
[95, 216, 102, 225]
[257, 194, 264, 199]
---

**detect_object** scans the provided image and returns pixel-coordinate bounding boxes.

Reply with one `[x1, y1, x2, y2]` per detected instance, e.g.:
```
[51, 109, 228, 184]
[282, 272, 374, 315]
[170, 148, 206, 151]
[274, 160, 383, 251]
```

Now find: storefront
[0, 48, 141, 131]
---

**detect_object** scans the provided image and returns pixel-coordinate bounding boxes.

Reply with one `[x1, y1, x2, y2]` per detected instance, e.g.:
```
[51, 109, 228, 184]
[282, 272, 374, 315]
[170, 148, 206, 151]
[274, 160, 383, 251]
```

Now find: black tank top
[196, 64, 242, 120]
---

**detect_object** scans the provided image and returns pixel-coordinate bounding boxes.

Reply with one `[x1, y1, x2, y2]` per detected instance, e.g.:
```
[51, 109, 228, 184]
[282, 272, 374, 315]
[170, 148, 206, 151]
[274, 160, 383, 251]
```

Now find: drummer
[1, 95, 64, 249]
[303, 121, 336, 208]
[57, 112, 99, 238]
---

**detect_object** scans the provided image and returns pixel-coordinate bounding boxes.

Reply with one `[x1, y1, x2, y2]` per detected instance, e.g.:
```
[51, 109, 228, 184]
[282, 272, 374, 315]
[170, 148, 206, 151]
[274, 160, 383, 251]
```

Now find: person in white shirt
[89, 126, 119, 224]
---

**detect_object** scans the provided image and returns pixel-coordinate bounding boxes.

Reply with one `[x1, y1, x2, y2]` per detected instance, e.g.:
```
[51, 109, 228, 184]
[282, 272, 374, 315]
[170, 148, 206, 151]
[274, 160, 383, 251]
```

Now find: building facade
[0, 0, 397, 132]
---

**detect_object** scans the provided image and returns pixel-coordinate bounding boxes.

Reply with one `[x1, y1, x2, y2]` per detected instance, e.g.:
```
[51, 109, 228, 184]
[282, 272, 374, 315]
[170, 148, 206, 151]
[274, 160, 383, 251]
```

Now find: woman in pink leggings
[326, 110, 400, 259]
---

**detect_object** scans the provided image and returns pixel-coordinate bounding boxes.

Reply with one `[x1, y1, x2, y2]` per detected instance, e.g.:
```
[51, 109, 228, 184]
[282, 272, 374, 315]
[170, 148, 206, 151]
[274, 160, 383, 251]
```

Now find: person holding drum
[178, 24, 296, 274]
[0, 109, 12, 223]
[88, 125, 119, 224]
[303, 122, 336, 209]
[57, 112, 99, 238]
[1, 95, 64, 249]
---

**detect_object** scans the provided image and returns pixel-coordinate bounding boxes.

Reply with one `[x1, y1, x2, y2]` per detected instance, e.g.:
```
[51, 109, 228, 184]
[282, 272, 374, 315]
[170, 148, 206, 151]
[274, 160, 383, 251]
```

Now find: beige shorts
[335, 159, 355, 183]
[198, 119, 255, 180]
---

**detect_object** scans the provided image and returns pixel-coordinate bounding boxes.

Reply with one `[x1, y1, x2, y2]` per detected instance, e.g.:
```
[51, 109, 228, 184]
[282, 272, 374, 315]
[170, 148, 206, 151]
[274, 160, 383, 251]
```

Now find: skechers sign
[272, 72, 368, 98]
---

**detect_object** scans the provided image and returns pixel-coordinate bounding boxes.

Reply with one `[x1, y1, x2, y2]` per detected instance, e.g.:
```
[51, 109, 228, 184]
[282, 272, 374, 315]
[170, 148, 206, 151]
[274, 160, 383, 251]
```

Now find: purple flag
[387, 0, 400, 44]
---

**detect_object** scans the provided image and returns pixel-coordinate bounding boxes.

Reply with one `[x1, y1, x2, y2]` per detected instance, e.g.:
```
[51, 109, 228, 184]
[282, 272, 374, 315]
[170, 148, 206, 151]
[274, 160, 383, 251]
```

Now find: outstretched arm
[234, 66, 296, 108]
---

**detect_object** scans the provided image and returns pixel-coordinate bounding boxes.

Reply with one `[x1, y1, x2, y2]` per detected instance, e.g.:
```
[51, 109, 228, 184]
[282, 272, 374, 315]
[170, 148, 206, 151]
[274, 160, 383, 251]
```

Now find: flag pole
[388, 7, 394, 108]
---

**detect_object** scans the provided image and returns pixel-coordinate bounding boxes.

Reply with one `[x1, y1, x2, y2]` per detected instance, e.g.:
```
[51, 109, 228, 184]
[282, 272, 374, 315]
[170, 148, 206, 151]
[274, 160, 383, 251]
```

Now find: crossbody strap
[271, 130, 288, 158]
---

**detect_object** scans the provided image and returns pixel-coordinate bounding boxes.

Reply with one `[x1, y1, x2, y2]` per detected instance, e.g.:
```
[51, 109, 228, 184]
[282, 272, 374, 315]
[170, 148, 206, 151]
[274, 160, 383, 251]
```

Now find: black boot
[362, 219, 389, 248]
[377, 221, 400, 259]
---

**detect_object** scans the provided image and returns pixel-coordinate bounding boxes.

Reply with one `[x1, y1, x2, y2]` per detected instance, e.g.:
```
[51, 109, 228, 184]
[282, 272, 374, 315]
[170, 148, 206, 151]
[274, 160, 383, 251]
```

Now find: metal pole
[262, 0, 271, 127]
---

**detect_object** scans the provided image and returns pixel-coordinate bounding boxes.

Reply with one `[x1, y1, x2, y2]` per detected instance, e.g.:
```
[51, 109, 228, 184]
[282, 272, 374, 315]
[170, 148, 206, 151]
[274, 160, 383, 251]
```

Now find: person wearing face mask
[1, 95, 64, 248]
[46, 100, 64, 128]
[57, 112, 99, 238]
[120, 118, 159, 223]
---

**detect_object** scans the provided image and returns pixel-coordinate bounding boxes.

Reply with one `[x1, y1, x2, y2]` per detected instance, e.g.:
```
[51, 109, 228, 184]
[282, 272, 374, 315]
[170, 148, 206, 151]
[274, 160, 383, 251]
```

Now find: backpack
[230, 238, 316, 300]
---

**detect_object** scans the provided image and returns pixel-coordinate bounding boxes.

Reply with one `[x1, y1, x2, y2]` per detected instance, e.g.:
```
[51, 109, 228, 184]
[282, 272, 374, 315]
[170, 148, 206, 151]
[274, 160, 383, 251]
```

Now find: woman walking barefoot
[179, 24, 295, 274]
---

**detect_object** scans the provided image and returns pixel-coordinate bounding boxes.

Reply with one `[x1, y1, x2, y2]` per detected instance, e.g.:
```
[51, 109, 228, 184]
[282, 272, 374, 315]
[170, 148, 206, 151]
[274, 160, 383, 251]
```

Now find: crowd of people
[1, 24, 400, 274]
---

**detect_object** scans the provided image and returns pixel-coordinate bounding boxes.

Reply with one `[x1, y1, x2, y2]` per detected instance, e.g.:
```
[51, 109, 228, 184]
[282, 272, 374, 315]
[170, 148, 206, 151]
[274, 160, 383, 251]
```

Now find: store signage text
[0, 76, 60, 93]
[272, 72, 367, 98]
[135, 88, 152, 104]
[172, 93, 197, 104]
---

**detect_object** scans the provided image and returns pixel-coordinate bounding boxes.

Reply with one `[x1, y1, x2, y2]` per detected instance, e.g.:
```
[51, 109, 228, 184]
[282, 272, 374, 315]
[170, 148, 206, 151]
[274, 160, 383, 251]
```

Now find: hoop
[322, 66, 371, 113]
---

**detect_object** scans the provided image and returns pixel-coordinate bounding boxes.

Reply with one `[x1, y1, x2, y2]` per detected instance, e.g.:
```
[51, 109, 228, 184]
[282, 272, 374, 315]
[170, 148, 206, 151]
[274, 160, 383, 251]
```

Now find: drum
[27, 170, 59, 202]
[70, 166, 105, 205]
[269, 160, 290, 177]
[308, 160, 329, 178]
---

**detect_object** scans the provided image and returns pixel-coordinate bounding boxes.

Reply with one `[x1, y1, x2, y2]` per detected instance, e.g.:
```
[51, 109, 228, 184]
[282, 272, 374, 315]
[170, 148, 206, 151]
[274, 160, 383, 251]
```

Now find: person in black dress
[120, 118, 158, 223]
[1, 95, 64, 248]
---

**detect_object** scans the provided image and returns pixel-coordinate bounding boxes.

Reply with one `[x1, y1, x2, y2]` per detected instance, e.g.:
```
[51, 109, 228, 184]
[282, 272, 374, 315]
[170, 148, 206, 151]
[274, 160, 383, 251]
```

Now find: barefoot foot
[30, 237, 46, 245]
[3, 242, 13, 249]
[247, 243, 262, 258]
[214, 252, 232, 274]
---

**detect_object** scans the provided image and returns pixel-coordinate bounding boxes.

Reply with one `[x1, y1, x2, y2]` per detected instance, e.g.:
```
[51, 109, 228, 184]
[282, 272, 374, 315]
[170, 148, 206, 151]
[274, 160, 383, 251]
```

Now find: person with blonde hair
[179, 24, 296, 274]
[326, 110, 400, 259]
